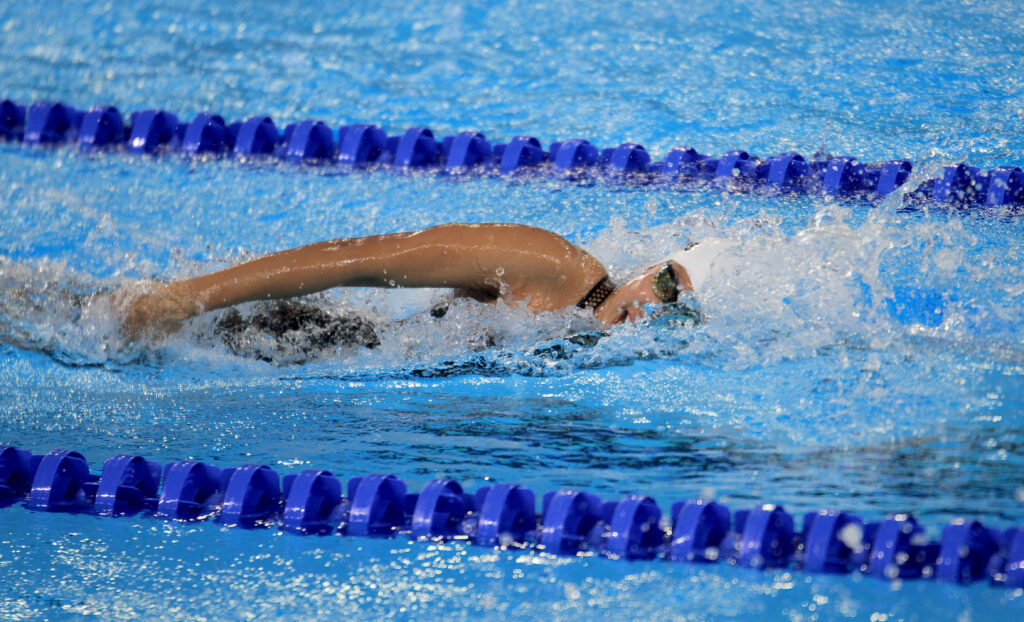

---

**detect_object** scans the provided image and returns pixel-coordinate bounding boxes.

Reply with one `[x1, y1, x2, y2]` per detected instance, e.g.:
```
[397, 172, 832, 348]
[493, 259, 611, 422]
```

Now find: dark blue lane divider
[2, 445, 1021, 587]
[2, 99, 1024, 208]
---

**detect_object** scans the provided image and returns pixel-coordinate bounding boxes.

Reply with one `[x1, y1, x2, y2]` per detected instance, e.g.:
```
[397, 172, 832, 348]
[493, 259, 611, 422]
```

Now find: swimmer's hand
[112, 282, 202, 341]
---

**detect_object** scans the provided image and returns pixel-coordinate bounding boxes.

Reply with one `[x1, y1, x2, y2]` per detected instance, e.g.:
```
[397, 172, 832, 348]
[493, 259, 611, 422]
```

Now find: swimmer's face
[593, 261, 693, 324]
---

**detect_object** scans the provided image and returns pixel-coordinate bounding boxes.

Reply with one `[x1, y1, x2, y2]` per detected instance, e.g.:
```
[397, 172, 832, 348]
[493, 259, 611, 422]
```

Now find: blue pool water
[2, 0, 1024, 619]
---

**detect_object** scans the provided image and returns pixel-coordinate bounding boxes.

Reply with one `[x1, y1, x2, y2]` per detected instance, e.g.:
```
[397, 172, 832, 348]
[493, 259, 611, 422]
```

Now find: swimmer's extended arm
[121, 223, 607, 336]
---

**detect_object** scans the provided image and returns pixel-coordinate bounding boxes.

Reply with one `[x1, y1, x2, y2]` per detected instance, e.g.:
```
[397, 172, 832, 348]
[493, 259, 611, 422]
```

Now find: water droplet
[838, 522, 863, 549]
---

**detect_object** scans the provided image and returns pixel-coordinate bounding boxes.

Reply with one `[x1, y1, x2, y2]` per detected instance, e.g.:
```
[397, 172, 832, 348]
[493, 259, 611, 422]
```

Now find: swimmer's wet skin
[117, 223, 720, 340]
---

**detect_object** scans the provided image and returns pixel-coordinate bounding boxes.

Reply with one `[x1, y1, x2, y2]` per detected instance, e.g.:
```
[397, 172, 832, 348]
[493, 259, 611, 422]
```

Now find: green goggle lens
[652, 263, 678, 303]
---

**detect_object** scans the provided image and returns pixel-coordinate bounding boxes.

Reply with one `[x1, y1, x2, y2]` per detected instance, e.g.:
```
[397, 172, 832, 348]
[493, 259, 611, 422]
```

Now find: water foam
[1, 194, 1021, 380]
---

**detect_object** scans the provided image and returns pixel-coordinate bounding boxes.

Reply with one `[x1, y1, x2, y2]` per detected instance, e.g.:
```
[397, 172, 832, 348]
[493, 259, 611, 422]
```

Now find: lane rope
[2, 445, 1021, 587]
[2, 99, 1023, 207]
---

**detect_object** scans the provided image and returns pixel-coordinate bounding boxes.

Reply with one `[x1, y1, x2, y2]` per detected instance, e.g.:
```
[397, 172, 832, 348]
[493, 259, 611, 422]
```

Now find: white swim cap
[663, 238, 738, 291]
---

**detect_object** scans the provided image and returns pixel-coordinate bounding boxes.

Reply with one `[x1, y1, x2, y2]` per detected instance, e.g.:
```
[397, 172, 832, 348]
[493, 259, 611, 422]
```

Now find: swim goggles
[652, 263, 679, 303]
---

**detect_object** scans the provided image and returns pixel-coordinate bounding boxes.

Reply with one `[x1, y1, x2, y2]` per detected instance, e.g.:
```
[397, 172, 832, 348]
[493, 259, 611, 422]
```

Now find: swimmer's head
[593, 258, 693, 324]
[593, 238, 736, 324]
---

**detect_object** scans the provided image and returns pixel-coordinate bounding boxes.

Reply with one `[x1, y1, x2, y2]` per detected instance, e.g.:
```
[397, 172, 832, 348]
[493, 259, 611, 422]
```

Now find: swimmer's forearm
[166, 235, 453, 311]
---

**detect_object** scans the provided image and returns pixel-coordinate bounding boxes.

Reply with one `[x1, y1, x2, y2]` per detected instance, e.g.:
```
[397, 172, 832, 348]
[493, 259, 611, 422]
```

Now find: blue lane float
[233, 115, 279, 157]
[3, 98, 1023, 208]
[2, 445, 1022, 589]
[337, 123, 389, 169]
[0, 99, 26, 141]
[128, 109, 180, 154]
[24, 101, 81, 145]
[78, 106, 125, 152]
[94, 453, 161, 516]
[281, 469, 345, 535]
[181, 113, 234, 156]
[284, 119, 334, 163]
[156, 460, 226, 520]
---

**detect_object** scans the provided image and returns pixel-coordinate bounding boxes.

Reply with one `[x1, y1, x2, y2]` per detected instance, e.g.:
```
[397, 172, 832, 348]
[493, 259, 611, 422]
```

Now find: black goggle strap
[577, 275, 617, 310]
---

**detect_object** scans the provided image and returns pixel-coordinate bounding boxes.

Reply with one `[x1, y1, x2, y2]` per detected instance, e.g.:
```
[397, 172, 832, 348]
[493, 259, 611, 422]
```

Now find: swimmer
[117, 223, 733, 340]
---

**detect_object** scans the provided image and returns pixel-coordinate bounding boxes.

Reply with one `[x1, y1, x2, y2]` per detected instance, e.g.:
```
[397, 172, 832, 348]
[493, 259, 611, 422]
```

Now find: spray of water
[2, 197, 1019, 378]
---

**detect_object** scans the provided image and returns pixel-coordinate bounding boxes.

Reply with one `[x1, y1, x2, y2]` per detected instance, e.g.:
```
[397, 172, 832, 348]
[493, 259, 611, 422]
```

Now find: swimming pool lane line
[2, 99, 1023, 209]
[2, 446, 1021, 588]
